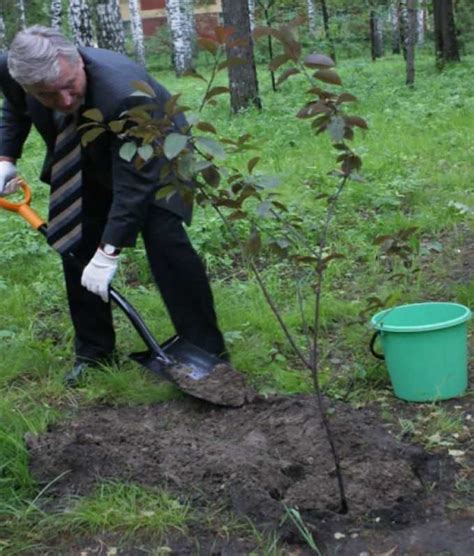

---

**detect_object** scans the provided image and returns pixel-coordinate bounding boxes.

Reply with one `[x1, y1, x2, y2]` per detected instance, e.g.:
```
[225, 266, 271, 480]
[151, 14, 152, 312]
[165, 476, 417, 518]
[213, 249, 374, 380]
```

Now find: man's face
[26, 56, 87, 113]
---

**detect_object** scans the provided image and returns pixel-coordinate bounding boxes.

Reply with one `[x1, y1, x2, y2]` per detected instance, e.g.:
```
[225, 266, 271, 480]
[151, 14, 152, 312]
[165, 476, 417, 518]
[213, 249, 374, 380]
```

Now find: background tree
[319, 0, 336, 61]
[369, 6, 384, 60]
[306, 0, 317, 37]
[417, 0, 426, 45]
[222, 0, 262, 112]
[248, 0, 256, 31]
[69, 0, 95, 46]
[16, 0, 26, 29]
[50, 0, 62, 28]
[95, 0, 125, 53]
[128, 0, 146, 66]
[0, 15, 6, 50]
[165, 0, 196, 76]
[432, 0, 460, 66]
[389, 1, 401, 54]
[405, 0, 416, 85]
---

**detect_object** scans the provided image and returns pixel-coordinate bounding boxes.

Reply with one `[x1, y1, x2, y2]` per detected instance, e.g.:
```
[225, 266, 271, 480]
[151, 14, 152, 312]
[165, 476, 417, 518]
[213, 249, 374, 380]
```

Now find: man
[0, 26, 227, 385]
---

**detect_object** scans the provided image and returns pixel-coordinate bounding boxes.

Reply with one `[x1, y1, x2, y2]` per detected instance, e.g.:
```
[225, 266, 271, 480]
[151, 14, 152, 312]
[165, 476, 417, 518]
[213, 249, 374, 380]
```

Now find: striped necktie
[47, 113, 82, 254]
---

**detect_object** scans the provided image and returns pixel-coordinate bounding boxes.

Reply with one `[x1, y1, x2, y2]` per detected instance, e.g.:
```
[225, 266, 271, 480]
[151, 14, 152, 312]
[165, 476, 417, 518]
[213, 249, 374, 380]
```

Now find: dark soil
[29, 394, 472, 555]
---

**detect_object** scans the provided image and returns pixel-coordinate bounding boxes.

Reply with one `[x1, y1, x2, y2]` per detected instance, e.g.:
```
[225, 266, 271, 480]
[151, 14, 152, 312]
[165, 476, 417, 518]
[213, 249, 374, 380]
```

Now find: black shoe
[63, 362, 93, 388]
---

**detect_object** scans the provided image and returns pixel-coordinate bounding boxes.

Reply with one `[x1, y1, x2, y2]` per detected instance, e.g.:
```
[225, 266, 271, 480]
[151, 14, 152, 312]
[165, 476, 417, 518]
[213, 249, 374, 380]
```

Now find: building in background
[120, 0, 222, 37]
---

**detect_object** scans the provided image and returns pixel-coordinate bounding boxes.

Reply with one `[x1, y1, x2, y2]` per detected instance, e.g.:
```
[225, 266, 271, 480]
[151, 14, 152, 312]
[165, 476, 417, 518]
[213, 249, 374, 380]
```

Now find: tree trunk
[370, 10, 384, 60]
[405, 0, 416, 85]
[417, 1, 426, 45]
[0, 16, 6, 51]
[399, 0, 408, 60]
[165, 0, 196, 76]
[433, 0, 460, 65]
[128, 0, 146, 67]
[51, 0, 62, 29]
[221, 0, 261, 113]
[307, 0, 317, 37]
[389, 2, 401, 54]
[17, 0, 27, 29]
[319, 0, 336, 61]
[96, 0, 125, 53]
[69, 0, 95, 47]
[248, 0, 256, 32]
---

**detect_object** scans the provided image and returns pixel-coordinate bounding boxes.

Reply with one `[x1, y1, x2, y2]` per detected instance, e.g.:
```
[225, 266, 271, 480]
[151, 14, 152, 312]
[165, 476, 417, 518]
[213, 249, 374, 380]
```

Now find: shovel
[0, 179, 242, 405]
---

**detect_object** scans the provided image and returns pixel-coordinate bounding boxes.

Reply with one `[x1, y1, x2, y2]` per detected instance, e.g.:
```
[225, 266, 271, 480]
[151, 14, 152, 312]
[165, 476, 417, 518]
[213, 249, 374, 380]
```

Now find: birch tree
[221, 0, 261, 112]
[17, 0, 26, 29]
[405, 0, 416, 85]
[417, 0, 426, 45]
[306, 0, 317, 37]
[96, 0, 125, 53]
[389, 1, 401, 54]
[0, 15, 6, 51]
[128, 0, 146, 67]
[248, 0, 256, 31]
[69, 0, 95, 47]
[165, 0, 196, 76]
[432, 0, 460, 65]
[370, 8, 384, 60]
[51, 0, 62, 29]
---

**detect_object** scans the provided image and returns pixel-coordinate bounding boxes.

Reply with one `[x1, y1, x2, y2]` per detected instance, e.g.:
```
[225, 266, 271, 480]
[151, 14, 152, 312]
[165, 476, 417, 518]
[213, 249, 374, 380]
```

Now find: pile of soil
[28, 394, 462, 553]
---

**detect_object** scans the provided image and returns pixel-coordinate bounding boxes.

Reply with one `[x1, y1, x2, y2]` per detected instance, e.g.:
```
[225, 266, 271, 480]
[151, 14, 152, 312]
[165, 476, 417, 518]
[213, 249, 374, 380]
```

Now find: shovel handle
[0, 179, 46, 230]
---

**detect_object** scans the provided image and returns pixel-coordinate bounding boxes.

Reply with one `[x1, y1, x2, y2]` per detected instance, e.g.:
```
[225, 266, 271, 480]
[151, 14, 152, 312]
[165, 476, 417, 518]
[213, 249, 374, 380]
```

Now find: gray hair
[8, 25, 80, 87]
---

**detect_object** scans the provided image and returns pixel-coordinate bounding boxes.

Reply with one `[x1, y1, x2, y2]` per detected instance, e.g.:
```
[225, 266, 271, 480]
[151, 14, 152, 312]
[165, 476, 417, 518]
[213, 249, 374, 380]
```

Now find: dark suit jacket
[0, 47, 193, 247]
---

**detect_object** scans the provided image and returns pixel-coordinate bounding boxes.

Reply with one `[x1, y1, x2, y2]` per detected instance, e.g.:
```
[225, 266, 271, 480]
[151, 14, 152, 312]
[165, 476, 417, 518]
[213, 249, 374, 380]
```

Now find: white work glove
[81, 247, 120, 303]
[0, 161, 19, 197]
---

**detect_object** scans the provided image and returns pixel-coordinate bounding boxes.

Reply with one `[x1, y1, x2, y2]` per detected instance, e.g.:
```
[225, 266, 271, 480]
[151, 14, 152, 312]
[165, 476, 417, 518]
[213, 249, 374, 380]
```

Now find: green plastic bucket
[371, 302, 471, 402]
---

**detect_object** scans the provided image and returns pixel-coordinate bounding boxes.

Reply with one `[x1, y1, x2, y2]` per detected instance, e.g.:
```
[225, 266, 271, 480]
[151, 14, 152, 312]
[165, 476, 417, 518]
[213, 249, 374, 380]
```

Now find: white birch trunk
[165, 0, 196, 76]
[307, 0, 317, 37]
[69, 0, 96, 47]
[96, 0, 125, 53]
[0, 16, 6, 51]
[389, 1, 401, 54]
[51, 0, 62, 29]
[248, 0, 256, 32]
[128, 0, 146, 67]
[417, 3, 425, 45]
[17, 0, 27, 30]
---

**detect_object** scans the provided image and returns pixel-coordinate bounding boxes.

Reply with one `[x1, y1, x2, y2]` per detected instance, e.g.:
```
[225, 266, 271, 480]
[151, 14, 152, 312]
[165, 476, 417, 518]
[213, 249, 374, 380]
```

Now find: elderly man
[0, 26, 227, 385]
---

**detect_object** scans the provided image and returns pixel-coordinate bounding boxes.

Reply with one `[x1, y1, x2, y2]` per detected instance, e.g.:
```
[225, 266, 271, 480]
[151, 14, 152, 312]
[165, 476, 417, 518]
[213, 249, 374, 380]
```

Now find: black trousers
[62, 205, 226, 363]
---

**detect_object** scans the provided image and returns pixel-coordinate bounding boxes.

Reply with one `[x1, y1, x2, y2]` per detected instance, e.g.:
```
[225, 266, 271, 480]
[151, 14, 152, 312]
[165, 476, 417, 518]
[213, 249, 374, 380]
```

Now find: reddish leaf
[215, 26, 235, 44]
[314, 69, 342, 86]
[253, 26, 286, 43]
[247, 156, 260, 174]
[345, 116, 369, 129]
[183, 69, 208, 82]
[217, 57, 247, 71]
[304, 53, 335, 69]
[245, 226, 262, 257]
[197, 37, 218, 55]
[202, 166, 220, 187]
[337, 92, 358, 104]
[276, 67, 300, 86]
[269, 54, 290, 72]
[228, 210, 247, 221]
[321, 253, 345, 267]
[297, 102, 331, 119]
[196, 121, 217, 134]
[204, 86, 230, 101]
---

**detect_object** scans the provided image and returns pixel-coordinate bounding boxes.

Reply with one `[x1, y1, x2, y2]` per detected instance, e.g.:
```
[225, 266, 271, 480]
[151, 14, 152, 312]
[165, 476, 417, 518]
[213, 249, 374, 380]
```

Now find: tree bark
[405, 0, 416, 85]
[221, 0, 261, 113]
[370, 10, 384, 60]
[69, 0, 96, 47]
[51, 0, 62, 29]
[0, 15, 6, 51]
[389, 1, 401, 54]
[17, 0, 27, 29]
[307, 0, 317, 37]
[248, 0, 256, 31]
[433, 0, 460, 65]
[417, 1, 426, 45]
[319, 0, 336, 61]
[128, 0, 146, 67]
[96, 0, 125, 53]
[399, 0, 408, 60]
[165, 0, 196, 76]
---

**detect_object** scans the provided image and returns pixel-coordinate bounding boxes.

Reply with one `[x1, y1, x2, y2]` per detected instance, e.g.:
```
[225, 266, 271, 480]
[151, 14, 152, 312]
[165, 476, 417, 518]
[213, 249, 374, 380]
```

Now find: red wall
[140, 0, 166, 9]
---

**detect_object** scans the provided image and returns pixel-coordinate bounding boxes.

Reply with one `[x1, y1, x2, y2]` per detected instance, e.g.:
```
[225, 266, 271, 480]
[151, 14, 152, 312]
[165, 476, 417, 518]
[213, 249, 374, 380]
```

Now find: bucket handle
[369, 331, 385, 360]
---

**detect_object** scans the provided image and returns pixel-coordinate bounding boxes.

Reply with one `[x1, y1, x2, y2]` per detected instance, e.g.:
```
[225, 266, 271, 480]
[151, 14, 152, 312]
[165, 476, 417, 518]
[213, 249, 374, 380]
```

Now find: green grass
[0, 50, 473, 551]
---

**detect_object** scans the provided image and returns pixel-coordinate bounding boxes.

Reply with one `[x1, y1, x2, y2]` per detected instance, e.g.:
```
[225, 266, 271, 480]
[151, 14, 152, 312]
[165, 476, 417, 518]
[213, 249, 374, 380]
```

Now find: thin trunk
[417, 2, 425, 45]
[69, 0, 95, 47]
[248, 0, 256, 31]
[51, 0, 62, 29]
[319, 0, 336, 61]
[406, 0, 416, 85]
[261, 1, 277, 92]
[128, 0, 146, 67]
[166, 0, 196, 76]
[0, 16, 6, 51]
[96, 0, 126, 53]
[399, 0, 408, 60]
[221, 0, 261, 112]
[389, 2, 401, 54]
[433, 0, 460, 65]
[307, 0, 317, 37]
[17, 0, 27, 29]
[370, 10, 384, 60]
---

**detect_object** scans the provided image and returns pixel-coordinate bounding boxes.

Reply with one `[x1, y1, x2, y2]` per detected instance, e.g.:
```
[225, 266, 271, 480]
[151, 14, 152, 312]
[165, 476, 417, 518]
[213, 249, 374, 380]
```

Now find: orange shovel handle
[0, 179, 46, 230]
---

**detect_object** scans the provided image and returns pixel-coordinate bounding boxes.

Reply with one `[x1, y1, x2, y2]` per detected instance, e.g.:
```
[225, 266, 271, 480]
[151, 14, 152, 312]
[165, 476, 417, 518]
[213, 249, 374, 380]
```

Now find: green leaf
[138, 144, 154, 161]
[119, 142, 137, 162]
[81, 127, 106, 147]
[108, 120, 126, 133]
[163, 133, 188, 160]
[247, 156, 260, 174]
[195, 137, 226, 159]
[82, 108, 103, 122]
[131, 80, 155, 97]
[155, 185, 178, 201]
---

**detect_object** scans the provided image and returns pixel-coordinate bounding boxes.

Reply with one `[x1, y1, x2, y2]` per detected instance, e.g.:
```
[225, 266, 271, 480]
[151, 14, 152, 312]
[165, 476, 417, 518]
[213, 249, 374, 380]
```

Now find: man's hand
[0, 161, 19, 197]
[81, 248, 120, 303]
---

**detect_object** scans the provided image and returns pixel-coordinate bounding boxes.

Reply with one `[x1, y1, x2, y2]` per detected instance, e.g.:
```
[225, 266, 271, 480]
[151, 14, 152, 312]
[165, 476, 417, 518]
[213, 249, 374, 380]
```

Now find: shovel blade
[129, 335, 223, 382]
